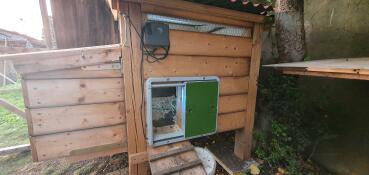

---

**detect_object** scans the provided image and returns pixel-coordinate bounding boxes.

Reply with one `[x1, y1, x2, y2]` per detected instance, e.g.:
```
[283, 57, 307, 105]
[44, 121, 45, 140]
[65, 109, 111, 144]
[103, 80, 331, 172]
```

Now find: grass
[0, 151, 32, 175]
[0, 82, 28, 148]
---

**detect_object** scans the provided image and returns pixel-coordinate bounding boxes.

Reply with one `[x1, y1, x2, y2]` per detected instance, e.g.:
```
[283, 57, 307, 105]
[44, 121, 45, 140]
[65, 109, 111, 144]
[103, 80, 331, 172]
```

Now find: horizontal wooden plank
[31, 124, 127, 161]
[168, 30, 252, 57]
[217, 111, 246, 133]
[218, 94, 248, 114]
[144, 56, 250, 78]
[219, 76, 249, 95]
[23, 67, 122, 80]
[266, 57, 369, 70]
[23, 78, 124, 108]
[7, 44, 121, 74]
[142, 4, 254, 28]
[28, 102, 125, 135]
[283, 70, 369, 81]
[139, 0, 265, 23]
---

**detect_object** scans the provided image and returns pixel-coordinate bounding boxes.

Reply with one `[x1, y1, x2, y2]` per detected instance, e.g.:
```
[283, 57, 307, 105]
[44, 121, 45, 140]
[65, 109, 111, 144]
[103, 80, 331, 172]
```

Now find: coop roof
[186, 0, 273, 15]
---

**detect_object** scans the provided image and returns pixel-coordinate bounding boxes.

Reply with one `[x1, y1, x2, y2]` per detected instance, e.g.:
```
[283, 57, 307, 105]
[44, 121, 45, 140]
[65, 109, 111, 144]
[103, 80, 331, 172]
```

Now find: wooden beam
[39, 0, 53, 48]
[283, 70, 369, 81]
[129, 151, 149, 165]
[234, 24, 263, 160]
[0, 99, 25, 118]
[119, 2, 148, 175]
[107, 0, 119, 20]
[130, 0, 264, 24]
[3, 44, 121, 74]
[0, 144, 30, 156]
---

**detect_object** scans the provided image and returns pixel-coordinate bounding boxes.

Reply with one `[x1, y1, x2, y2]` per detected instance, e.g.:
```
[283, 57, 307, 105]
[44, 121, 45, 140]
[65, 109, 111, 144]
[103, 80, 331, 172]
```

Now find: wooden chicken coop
[0, 0, 268, 174]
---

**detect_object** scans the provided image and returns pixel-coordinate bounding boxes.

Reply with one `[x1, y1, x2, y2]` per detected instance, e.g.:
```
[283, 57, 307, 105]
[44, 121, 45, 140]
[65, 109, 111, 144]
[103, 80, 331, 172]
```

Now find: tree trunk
[275, 0, 306, 62]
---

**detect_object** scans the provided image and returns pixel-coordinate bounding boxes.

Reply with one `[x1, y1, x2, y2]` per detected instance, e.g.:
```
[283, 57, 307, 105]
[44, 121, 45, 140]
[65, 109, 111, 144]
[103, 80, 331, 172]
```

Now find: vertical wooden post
[39, 0, 53, 48]
[119, 2, 149, 175]
[234, 23, 263, 160]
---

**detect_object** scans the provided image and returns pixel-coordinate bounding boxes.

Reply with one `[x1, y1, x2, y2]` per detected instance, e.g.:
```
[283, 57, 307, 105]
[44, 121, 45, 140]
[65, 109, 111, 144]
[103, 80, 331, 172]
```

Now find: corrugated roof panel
[186, 0, 273, 15]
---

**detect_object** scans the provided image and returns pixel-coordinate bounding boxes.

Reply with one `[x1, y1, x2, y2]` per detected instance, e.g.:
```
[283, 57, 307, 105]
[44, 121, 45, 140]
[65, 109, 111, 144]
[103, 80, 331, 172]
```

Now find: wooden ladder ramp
[148, 141, 207, 175]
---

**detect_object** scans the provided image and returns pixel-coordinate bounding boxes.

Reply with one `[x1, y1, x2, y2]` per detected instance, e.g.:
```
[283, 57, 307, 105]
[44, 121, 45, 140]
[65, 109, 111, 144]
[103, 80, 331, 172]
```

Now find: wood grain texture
[219, 76, 249, 95]
[168, 30, 252, 57]
[148, 141, 206, 175]
[234, 24, 263, 160]
[23, 67, 122, 80]
[144, 56, 250, 78]
[10, 44, 121, 74]
[23, 78, 124, 108]
[266, 57, 369, 71]
[218, 94, 248, 114]
[28, 102, 125, 135]
[119, 3, 148, 175]
[31, 124, 127, 161]
[217, 111, 247, 133]
[283, 70, 369, 81]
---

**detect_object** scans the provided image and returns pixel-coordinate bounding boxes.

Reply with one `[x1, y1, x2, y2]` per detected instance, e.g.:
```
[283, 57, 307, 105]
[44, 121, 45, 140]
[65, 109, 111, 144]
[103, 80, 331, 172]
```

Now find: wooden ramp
[147, 141, 206, 175]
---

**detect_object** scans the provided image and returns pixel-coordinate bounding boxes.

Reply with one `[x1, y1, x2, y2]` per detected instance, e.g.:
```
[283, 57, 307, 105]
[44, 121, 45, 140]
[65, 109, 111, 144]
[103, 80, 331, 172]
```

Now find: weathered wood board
[23, 67, 122, 80]
[22, 78, 124, 108]
[148, 141, 206, 175]
[27, 102, 125, 135]
[168, 30, 252, 57]
[144, 56, 250, 78]
[217, 111, 247, 132]
[3, 44, 122, 74]
[265, 57, 369, 81]
[31, 124, 127, 161]
[219, 94, 248, 114]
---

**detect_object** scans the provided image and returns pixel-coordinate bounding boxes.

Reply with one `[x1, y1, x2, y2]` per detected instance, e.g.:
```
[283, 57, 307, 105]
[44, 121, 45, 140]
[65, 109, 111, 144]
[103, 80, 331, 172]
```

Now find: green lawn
[0, 82, 28, 148]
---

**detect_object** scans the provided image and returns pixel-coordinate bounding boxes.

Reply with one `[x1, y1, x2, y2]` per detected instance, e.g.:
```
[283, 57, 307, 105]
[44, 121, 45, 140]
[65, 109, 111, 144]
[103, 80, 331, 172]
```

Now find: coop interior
[151, 84, 184, 144]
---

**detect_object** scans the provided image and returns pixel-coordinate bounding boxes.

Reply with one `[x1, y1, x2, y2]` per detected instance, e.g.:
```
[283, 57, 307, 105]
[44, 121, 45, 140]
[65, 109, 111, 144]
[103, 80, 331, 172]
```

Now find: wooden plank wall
[143, 29, 253, 133]
[5, 45, 127, 162]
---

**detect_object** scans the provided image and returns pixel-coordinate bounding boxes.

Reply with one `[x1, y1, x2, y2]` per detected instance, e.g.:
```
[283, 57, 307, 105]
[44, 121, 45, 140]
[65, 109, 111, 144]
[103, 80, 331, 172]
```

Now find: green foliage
[254, 70, 329, 174]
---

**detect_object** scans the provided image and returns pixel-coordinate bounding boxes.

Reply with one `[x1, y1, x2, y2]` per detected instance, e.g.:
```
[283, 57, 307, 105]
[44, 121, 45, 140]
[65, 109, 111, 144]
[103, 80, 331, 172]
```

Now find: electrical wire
[127, 16, 170, 63]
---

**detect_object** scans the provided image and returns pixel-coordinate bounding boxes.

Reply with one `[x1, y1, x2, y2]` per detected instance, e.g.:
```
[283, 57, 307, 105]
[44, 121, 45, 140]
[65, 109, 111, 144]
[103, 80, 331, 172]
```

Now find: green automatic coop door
[185, 81, 218, 138]
[146, 77, 219, 146]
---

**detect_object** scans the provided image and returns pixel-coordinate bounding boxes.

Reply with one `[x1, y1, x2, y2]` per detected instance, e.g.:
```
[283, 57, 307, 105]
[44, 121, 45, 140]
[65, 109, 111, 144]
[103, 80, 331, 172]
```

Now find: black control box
[142, 22, 170, 48]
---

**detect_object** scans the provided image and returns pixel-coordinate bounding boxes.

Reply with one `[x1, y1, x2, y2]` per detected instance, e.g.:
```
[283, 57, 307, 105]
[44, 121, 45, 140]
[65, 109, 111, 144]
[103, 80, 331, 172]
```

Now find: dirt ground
[0, 151, 128, 175]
